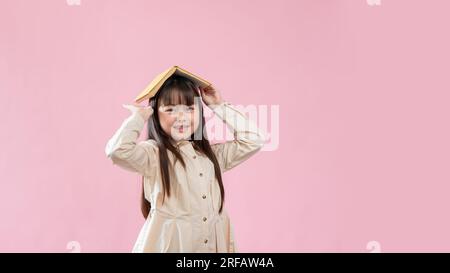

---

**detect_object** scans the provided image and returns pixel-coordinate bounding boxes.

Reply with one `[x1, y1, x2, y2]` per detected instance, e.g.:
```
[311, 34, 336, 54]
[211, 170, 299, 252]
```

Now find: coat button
[199, 172, 203, 177]
[203, 217, 207, 222]
[193, 155, 197, 159]
[202, 194, 206, 199]
[204, 239, 208, 244]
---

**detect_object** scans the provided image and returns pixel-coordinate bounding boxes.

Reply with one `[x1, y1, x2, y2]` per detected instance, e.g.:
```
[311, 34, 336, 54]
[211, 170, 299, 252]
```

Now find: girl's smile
[174, 124, 190, 133]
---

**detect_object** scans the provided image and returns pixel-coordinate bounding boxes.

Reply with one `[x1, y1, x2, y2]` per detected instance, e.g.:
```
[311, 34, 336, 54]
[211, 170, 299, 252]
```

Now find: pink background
[1, 0, 450, 252]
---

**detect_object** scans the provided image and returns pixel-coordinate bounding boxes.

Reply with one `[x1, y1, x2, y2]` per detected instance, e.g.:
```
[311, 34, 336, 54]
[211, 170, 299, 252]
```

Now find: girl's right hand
[122, 103, 154, 121]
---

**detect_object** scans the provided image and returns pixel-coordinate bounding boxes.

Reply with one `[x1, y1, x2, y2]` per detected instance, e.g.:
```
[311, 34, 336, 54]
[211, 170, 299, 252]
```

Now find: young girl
[105, 75, 265, 253]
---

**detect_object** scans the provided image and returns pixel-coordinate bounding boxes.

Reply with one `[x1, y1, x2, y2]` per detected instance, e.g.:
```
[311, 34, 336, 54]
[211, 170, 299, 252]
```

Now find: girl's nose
[177, 111, 187, 121]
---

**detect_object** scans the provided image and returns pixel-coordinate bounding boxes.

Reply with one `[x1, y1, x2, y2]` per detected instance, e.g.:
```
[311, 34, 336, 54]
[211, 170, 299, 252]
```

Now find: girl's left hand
[199, 84, 223, 107]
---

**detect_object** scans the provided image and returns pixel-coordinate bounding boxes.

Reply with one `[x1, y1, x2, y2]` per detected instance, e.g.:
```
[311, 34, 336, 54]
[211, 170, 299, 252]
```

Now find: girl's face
[158, 101, 200, 142]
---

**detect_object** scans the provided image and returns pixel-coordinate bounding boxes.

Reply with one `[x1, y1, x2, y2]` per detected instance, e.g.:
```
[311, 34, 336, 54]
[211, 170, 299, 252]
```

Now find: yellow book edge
[134, 66, 212, 103]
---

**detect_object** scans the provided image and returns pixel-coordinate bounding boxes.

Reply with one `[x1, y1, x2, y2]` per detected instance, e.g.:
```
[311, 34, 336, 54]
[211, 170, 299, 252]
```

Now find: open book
[134, 65, 212, 103]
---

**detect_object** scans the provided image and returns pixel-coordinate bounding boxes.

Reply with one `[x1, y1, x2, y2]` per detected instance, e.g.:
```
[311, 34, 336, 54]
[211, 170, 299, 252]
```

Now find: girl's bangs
[159, 85, 201, 106]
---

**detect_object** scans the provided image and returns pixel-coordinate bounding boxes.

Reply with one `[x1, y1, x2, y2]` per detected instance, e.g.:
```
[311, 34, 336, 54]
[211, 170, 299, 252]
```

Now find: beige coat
[105, 101, 265, 252]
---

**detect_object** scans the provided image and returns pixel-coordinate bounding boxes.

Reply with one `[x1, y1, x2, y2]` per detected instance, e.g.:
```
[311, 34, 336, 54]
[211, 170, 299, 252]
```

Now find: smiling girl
[105, 74, 265, 253]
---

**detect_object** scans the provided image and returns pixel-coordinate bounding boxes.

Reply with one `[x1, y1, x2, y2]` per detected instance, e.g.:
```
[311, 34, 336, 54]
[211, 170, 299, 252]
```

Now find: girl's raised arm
[105, 105, 158, 178]
[209, 101, 267, 173]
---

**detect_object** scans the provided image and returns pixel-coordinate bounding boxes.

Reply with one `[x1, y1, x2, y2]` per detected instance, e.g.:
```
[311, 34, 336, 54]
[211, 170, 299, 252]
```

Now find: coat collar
[174, 139, 192, 148]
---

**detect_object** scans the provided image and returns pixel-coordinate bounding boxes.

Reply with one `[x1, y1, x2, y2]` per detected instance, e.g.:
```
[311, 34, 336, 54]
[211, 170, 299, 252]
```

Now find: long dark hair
[140, 75, 225, 218]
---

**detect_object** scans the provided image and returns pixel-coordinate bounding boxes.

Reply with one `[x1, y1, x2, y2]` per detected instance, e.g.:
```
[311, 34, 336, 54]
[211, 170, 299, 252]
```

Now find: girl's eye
[165, 108, 173, 112]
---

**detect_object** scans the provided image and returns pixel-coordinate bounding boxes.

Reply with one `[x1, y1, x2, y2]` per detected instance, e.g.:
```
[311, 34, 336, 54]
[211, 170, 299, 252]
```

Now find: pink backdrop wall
[1, 0, 449, 252]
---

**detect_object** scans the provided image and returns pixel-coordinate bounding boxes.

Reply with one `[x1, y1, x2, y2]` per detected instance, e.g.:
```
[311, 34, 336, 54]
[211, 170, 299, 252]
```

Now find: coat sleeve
[105, 112, 158, 178]
[210, 102, 266, 173]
